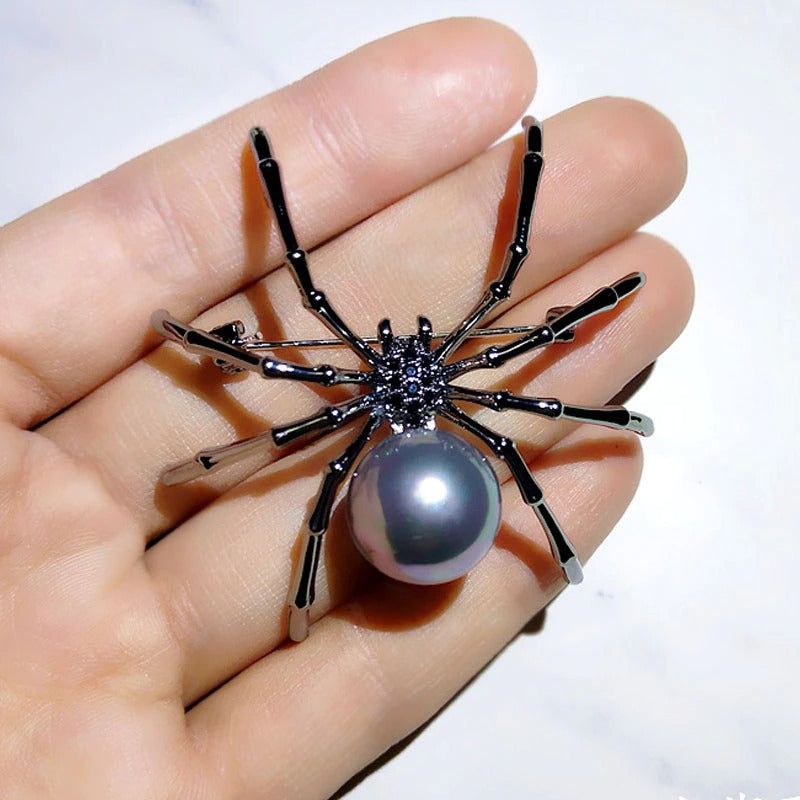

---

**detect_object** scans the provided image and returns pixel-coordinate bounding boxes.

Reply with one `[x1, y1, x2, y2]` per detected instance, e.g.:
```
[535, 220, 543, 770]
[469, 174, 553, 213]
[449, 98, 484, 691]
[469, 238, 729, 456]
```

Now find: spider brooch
[152, 117, 653, 642]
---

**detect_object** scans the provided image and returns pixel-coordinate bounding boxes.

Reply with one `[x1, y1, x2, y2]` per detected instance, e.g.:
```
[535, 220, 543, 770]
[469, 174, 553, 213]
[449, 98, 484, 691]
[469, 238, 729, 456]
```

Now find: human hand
[0, 18, 692, 799]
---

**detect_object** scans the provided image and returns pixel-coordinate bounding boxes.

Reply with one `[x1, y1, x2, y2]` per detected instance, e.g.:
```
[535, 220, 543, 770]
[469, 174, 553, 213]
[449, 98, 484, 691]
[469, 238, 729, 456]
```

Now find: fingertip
[431, 17, 538, 127]
[613, 96, 688, 207]
[616, 96, 688, 202]
[342, 16, 538, 144]
[556, 97, 688, 223]
[281, 17, 539, 223]
[625, 233, 695, 343]
[432, 17, 538, 109]
[580, 427, 646, 564]
[651, 236, 695, 338]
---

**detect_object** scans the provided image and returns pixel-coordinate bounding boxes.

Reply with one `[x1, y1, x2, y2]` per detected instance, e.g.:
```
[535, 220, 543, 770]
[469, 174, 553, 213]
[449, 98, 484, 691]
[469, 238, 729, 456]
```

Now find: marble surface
[1, 2, 798, 798]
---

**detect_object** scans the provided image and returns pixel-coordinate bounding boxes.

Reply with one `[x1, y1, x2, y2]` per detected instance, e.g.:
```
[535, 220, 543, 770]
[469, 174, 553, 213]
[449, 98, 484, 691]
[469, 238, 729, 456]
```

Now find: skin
[0, 18, 693, 800]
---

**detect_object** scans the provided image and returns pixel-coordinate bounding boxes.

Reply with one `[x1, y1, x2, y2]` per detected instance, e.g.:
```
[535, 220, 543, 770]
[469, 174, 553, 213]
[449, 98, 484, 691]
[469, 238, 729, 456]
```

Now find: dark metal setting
[372, 322, 448, 433]
[152, 116, 653, 642]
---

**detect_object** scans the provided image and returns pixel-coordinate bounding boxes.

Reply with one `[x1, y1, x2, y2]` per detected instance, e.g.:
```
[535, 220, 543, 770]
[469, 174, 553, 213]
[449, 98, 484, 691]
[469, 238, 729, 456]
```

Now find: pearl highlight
[347, 428, 502, 584]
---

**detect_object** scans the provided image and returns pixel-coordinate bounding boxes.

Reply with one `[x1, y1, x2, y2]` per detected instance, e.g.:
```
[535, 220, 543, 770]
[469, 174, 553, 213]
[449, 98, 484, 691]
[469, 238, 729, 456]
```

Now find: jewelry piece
[152, 117, 653, 642]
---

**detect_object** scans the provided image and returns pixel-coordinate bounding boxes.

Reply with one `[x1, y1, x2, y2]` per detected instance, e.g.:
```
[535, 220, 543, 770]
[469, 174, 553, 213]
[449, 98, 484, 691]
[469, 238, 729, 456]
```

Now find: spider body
[347, 428, 501, 586]
[152, 117, 653, 642]
[371, 319, 445, 432]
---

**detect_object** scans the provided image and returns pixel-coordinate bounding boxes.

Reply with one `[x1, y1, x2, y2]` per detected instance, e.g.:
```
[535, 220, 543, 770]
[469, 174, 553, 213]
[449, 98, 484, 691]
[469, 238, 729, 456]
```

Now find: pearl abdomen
[347, 428, 501, 584]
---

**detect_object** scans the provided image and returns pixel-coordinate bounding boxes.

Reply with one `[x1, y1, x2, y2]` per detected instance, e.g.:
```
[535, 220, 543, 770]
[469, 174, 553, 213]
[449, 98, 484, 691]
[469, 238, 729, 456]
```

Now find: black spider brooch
[152, 117, 653, 641]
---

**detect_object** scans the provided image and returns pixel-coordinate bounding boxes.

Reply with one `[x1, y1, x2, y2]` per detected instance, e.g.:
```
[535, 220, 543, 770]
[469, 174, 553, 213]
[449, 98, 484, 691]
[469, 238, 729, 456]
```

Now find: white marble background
[1, 2, 798, 799]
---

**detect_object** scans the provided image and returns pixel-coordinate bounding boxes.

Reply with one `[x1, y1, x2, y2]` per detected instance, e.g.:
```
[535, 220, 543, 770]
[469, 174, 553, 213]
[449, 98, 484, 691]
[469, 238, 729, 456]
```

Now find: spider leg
[271, 394, 375, 446]
[288, 413, 383, 642]
[160, 394, 375, 485]
[447, 387, 654, 437]
[439, 401, 583, 585]
[250, 127, 380, 367]
[152, 310, 370, 386]
[417, 316, 433, 349]
[446, 272, 645, 379]
[434, 117, 543, 363]
[161, 429, 275, 485]
[377, 318, 394, 354]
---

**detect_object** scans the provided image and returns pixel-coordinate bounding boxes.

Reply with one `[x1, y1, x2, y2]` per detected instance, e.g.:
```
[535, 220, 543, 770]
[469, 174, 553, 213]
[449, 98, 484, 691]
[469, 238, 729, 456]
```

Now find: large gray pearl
[346, 428, 501, 584]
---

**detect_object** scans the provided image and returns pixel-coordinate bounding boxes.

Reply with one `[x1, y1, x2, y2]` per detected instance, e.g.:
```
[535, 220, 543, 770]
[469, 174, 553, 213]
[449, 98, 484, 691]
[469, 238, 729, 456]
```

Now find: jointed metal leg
[434, 117, 544, 363]
[271, 394, 374, 446]
[446, 272, 645, 379]
[161, 429, 276, 485]
[288, 414, 383, 642]
[160, 394, 375, 485]
[152, 310, 370, 386]
[249, 127, 379, 367]
[447, 387, 654, 437]
[417, 315, 433, 349]
[377, 318, 393, 354]
[440, 401, 583, 584]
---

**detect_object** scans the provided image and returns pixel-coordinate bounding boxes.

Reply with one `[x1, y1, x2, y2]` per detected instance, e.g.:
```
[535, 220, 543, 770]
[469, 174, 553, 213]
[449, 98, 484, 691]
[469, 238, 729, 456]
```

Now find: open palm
[0, 18, 692, 800]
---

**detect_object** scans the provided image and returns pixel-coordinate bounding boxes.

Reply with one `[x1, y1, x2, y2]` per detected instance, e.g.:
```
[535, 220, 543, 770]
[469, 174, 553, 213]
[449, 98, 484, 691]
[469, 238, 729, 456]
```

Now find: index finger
[0, 18, 536, 427]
